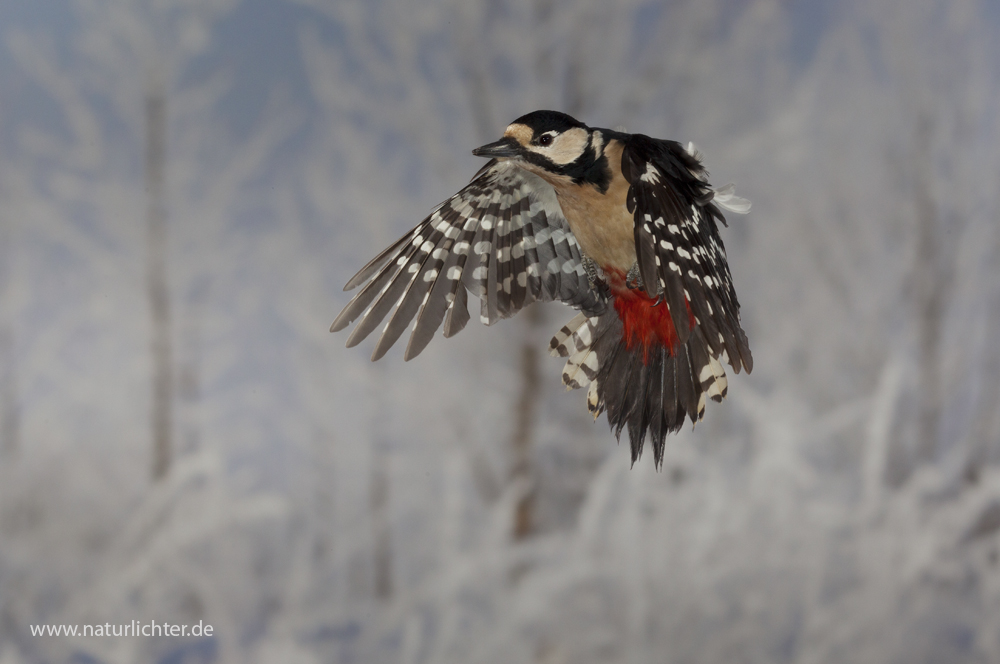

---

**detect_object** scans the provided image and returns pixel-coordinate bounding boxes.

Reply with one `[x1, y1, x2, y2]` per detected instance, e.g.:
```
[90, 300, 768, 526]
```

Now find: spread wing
[621, 135, 753, 374]
[332, 159, 607, 361]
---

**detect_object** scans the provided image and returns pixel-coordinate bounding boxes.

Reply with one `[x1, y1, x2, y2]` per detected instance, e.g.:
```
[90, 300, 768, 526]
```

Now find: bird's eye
[538, 134, 553, 146]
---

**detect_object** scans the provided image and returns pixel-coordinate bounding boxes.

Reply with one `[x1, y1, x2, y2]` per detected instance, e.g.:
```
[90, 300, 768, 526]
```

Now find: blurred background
[1, 0, 999, 662]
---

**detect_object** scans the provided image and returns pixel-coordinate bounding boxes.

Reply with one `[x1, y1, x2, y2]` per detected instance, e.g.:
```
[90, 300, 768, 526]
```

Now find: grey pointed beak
[472, 136, 521, 158]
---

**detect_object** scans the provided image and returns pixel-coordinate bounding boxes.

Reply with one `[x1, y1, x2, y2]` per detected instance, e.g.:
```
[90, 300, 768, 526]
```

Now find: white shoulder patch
[639, 163, 660, 184]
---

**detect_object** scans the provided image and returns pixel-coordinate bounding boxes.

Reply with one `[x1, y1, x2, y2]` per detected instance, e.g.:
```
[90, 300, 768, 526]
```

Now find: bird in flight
[332, 110, 752, 466]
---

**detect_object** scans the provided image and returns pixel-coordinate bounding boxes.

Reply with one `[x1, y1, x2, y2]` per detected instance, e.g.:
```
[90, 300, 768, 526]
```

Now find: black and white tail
[549, 312, 728, 466]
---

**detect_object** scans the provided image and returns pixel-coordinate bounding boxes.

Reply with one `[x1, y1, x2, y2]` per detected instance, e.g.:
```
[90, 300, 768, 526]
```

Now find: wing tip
[330, 308, 355, 334]
[370, 341, 390, 362]
[343, 273, 364, 291]
[402, 331, 433, 362]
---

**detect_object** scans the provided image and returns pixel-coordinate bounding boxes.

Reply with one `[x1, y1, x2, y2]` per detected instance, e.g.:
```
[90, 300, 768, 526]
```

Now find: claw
[625, 262, 644, 290]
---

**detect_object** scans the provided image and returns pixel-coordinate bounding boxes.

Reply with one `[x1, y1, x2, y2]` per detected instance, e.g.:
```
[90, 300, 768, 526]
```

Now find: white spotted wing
[621, 136, 753, 374]
[332, 159, 607, 361]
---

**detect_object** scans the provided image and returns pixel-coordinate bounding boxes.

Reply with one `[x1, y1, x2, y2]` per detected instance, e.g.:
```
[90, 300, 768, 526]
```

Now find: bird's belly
[555, 183, 636, 273]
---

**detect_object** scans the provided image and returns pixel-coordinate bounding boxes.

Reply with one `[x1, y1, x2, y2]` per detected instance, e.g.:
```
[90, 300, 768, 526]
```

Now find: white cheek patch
[528, 126, 589, 165]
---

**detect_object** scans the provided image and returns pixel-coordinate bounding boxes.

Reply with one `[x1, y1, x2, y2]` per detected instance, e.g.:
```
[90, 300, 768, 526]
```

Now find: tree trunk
[371, 448, 393, 600]
[146, 82, 173, 481]
[0, 151, 18, 458]
[0, 328, 16, 459]
[510, 307, 542, 541]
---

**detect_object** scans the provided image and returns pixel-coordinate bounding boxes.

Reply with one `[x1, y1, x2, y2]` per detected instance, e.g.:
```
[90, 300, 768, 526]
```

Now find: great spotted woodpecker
[332, 110, 752, 466]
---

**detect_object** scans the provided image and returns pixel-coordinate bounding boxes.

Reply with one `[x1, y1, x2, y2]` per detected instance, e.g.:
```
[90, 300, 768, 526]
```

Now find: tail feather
[674, 343, 699, 423]
[548, 313, 597, 358]
[701, 346, 728, 402]
[549, 313, 601, 389]
[550, 308, 730, 467]
[625, 359, 651, 463]
[598, 334, 633, 436]
[562, 347, 599, 390]
[686, 330, 712, 419]
[645, 349, 666, 463]
[662, 349, 679, 433]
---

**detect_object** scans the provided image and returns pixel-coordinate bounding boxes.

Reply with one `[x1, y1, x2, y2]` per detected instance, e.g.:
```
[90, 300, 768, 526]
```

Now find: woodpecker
[332, 110, 752, 466]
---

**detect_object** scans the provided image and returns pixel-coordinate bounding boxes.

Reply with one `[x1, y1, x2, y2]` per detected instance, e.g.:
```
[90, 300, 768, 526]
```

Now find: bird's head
[472, 110, 607, 185]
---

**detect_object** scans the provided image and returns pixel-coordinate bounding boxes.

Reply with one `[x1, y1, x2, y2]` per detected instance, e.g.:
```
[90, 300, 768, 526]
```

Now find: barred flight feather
[332, 160, 607, 361]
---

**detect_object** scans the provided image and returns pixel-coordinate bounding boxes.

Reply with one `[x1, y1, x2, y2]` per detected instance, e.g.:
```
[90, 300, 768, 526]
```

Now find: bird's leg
[625, 262, 644, 291]
[582, 254, 602, 291]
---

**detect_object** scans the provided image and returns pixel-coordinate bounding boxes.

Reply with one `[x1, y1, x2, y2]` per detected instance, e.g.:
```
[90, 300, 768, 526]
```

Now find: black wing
[332, 159, 607, 361]
[621, 135, 753, 374]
